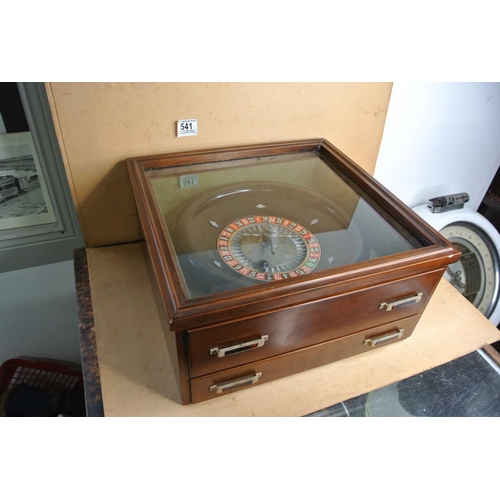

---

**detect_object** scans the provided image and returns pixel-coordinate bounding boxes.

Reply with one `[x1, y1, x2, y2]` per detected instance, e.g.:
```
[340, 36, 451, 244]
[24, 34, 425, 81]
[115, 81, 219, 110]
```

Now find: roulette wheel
[175, 181, 367, 295]
[127, 139, 460, 404]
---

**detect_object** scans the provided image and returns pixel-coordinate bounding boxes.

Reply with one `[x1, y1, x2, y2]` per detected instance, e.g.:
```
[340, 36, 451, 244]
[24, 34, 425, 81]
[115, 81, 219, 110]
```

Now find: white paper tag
[177, 119, 198, 137]
[179, 174, 198, 188]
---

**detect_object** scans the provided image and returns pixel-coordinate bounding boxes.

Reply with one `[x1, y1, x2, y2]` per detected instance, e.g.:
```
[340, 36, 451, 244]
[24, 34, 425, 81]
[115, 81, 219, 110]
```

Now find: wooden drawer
[190, 315, 420, 403]
[187, 269, 442, 378]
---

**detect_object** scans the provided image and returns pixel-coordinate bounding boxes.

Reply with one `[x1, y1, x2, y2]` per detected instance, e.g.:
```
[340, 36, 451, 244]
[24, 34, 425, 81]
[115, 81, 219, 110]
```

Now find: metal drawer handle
[210, 335, 269, 357]
[364, 329, 404, 347]
[379, 292, 423, 311]
[210, 372, 262, 393]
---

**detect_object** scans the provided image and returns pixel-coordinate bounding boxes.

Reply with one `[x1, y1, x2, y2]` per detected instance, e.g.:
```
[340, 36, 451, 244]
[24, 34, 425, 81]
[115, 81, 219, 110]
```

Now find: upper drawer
[187, 268, 443, 378]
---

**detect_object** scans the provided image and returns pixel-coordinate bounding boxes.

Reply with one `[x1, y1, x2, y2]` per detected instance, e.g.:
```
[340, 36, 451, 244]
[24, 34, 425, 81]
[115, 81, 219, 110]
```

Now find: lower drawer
[190, 315, 420, 403]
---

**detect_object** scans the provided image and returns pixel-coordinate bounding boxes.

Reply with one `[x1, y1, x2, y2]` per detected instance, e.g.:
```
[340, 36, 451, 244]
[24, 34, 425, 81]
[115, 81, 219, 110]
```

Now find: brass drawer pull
[364, 329, 404, 347]
[210, 372, 262, 393]
[379, 292, 423, 311]
[210, 335, 269, 357]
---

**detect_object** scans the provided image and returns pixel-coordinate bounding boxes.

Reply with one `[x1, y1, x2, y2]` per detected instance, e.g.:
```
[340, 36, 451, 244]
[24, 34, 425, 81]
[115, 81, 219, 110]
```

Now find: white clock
[413, 198, 500, 326]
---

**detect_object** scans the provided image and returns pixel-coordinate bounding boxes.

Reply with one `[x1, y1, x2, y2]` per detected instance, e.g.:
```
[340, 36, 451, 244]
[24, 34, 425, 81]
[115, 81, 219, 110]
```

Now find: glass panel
[0, 83, 57, 233]
[306, 350, 500, 417]
[147, 151, 423, 299]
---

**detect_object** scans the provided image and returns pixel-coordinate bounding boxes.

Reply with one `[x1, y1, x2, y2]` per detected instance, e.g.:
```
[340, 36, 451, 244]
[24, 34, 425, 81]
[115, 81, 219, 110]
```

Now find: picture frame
[0, 131, 57, 232]
[0, 83, 83, 272]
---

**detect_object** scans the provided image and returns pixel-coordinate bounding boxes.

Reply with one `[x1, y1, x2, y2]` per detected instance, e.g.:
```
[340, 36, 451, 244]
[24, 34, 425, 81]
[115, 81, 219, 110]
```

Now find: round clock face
[440, 221, 500, 318]
[217, 215, 321, 281]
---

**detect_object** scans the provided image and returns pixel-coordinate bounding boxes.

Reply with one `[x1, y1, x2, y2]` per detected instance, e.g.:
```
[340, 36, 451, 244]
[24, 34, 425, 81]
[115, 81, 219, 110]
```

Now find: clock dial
[440, 222, 500, 318]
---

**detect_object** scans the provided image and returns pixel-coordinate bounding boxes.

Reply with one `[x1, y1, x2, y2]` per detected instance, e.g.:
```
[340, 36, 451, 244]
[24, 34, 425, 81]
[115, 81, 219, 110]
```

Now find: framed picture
[0, 131, 57, 231]
[0, 83, 83, 272]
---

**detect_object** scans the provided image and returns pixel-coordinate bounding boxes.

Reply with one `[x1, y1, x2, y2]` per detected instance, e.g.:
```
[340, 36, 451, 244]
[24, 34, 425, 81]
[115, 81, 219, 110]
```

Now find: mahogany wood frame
[126, 138, 461, 404]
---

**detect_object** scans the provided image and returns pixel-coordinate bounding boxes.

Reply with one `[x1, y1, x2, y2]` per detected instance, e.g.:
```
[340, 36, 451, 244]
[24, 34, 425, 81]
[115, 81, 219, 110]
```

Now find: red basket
[0, 358, 83, 395]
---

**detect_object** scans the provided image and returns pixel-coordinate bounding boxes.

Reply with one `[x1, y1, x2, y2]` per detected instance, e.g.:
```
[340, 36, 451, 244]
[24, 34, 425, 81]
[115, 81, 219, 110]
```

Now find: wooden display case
[126, 139, 461, 404]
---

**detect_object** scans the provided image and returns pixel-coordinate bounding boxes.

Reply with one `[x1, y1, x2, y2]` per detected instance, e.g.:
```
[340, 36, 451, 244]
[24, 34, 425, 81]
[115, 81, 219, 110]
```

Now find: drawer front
[188, 269, 442, 378]
[190, 315, 420, 403]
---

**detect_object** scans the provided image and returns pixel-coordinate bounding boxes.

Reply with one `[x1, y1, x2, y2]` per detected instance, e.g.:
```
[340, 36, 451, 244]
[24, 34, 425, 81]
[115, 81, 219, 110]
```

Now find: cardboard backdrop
[46, 82, 392, 248]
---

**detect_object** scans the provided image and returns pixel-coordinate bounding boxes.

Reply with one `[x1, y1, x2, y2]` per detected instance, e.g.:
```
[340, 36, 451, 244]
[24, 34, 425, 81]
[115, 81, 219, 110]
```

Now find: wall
[46, 82, 393, 248]
[1, 83, 84, 369]
[0, 260, 81, 366]
[374, 82, 500, 210]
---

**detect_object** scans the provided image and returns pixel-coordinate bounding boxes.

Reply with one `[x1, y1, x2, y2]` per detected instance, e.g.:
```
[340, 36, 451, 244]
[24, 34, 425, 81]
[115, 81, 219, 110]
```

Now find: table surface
[75, 243, 500, 417]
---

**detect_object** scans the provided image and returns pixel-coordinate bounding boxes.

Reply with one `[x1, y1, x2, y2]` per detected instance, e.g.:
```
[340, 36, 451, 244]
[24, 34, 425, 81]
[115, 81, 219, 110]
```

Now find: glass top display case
[127, 139, 461, 404]
[147, 150, 423, 299]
